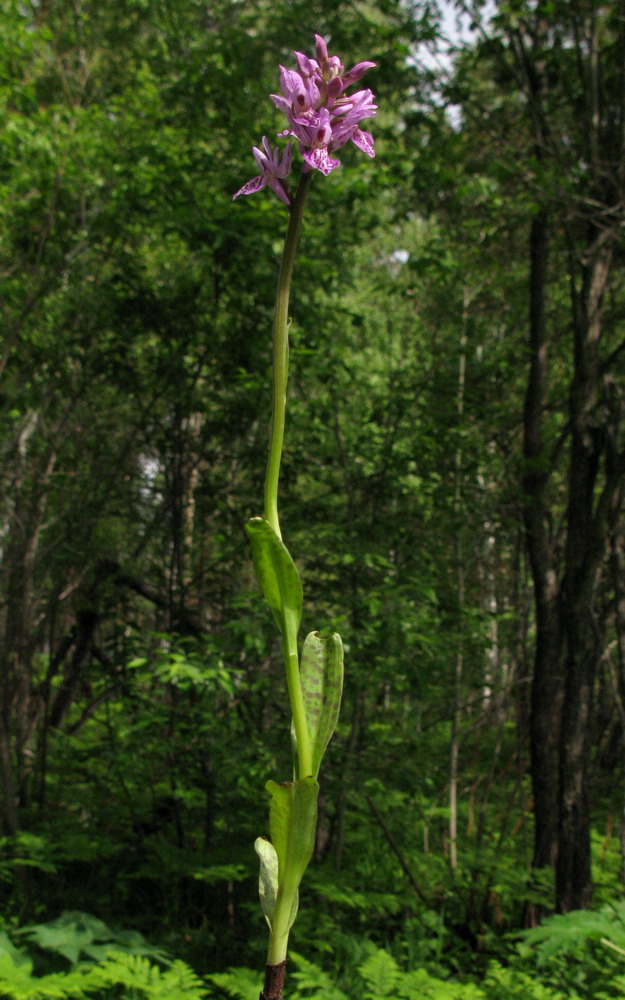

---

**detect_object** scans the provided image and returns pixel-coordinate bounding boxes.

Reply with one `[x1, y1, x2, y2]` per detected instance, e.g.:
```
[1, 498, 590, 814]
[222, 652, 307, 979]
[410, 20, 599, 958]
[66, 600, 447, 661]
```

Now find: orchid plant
[234, 35, 377, 1000]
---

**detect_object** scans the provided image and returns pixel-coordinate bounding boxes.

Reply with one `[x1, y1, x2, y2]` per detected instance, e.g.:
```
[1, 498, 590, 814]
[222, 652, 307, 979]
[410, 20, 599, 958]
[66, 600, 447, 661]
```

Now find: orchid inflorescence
[234, 34, 377, 205]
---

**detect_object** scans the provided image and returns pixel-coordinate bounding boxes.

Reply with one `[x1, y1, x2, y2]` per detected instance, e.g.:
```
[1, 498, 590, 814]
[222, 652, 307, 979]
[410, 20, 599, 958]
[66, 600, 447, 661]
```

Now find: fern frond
[524, 906, 625, 965]
[394, 967, 487, 999]
[0, 952, 85, 1000]
[207, 966, 259, 1000]
[288, 950, 349, 1000]
[82, 949, 210, 999]
[358, 947, 400, 999]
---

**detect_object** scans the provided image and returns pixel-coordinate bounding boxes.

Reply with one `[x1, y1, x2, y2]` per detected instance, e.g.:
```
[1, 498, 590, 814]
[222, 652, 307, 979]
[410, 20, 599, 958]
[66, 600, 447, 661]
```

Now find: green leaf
[245, 517, 302, 638]
[294, 631, 344, 779]
[254, 837, 279, 931]
[265, 776, 318, 900]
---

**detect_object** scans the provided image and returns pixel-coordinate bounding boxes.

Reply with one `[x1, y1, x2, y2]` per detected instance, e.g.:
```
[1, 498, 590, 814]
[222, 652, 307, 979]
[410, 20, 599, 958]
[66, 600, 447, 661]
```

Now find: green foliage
[0, 836, 56, 885]
[208, 946, 588, 1000]
[286, 950, 349, 1000]
[482, 964, 575, 1000]
[16, 912, 167, 965]
[0, 951, 211, 999]
[207, 967, 259, 1000]
[358, 948, 401, 998]
[0, 916, 210, 999]
[85, 952, 210, 999]
[516, 903, 625, 997]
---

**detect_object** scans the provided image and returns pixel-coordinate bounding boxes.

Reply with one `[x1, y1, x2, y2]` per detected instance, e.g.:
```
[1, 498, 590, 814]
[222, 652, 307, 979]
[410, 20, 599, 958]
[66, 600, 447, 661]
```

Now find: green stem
[266, 884, 296, 965]
[264, 170, 313, 541]
[261, 171, 314, 974]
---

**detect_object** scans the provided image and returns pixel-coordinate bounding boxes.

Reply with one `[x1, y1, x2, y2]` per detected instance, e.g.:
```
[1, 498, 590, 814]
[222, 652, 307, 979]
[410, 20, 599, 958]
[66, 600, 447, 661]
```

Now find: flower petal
[233, 174, 266, 200]
[302, 147, 340, 175]
[295, 51, 317, 78]
[343, 61, 376, 87]
[252, 144, 269, 172]
[278, 141, 293, 177]
[266, 176, 291, 206]
[270, 93, 292, 113]
[315, 35, 328, 63]
[351, 129, 375, 157]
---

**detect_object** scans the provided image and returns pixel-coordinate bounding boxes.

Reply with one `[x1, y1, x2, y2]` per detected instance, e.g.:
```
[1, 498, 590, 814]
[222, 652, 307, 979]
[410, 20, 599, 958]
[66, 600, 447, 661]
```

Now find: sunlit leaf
[293, 631, 344, 778]
[245, 517, 302, 638]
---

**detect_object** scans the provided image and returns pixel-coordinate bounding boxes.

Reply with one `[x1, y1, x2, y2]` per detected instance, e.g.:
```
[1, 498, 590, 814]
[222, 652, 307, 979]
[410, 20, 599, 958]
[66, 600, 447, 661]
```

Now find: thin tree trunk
[450, 307, 468, 874]
[523, 210, 563, 877]
[556, 231, 615, 911]
[609, 530, 625, 887]
[0, 714, 19, 836]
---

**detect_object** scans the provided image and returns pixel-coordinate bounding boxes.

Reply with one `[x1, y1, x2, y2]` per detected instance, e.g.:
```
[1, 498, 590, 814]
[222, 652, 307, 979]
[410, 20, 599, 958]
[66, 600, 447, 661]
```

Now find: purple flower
[287, 108, 341, 175]
[271, 66, 320, 116]
[329, 89, 377, 156]
[233, 137, 292, 206]
[233, 35, 377, 202]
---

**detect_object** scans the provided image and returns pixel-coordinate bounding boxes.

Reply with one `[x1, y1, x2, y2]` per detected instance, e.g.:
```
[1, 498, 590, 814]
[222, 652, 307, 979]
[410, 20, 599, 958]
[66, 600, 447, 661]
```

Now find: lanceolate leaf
[293, 631, 344, 779]
[245, 517, 303, 638]
[254, 836, 300, 937]
[254, 837, 279, 930]
[265, 777, 318, 899]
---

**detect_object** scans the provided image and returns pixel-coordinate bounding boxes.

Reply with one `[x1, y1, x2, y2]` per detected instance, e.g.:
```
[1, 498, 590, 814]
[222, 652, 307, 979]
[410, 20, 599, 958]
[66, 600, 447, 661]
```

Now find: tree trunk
[556, 230, 616, 911]
[523, 210, 563, 876]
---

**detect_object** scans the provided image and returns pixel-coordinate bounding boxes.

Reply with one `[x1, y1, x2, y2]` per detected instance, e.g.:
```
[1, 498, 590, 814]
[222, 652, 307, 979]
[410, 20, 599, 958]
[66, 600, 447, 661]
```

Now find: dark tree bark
[523, 209, 563, 878]
[556, 229, 621, 910]
[0, 430, 56, 829]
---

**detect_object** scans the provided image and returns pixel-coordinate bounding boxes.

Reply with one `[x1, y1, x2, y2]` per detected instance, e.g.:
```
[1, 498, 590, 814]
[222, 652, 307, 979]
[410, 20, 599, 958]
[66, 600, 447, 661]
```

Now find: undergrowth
[1, 902, 625, 999]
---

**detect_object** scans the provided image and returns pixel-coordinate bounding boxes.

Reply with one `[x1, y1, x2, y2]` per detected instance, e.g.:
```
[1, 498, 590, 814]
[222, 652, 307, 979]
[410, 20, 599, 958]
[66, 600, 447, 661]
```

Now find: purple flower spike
[233, 35, 377, 202]
[233, 137, 292, 205]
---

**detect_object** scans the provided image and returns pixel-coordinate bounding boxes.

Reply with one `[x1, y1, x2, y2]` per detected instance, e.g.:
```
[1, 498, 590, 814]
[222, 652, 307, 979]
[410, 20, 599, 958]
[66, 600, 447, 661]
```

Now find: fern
[288, 950, 349, 1000]
[522, 902, 625, 963]
[483, 962, 580, 999]
[208, 953, 350, 1000]
[0, 945, 212, 1000]
[207, 966, 260, 1000]
[358, 948, 400, 999]
[517, 902, 625, 996]
[86, 950, 210, 998]
[0, 952, 85, 999]
[393, 967, 486, 1000]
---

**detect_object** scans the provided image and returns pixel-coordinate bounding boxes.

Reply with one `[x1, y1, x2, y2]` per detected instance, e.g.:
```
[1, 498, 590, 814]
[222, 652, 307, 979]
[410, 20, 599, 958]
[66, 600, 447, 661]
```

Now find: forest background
[2, 0, 625, 998]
